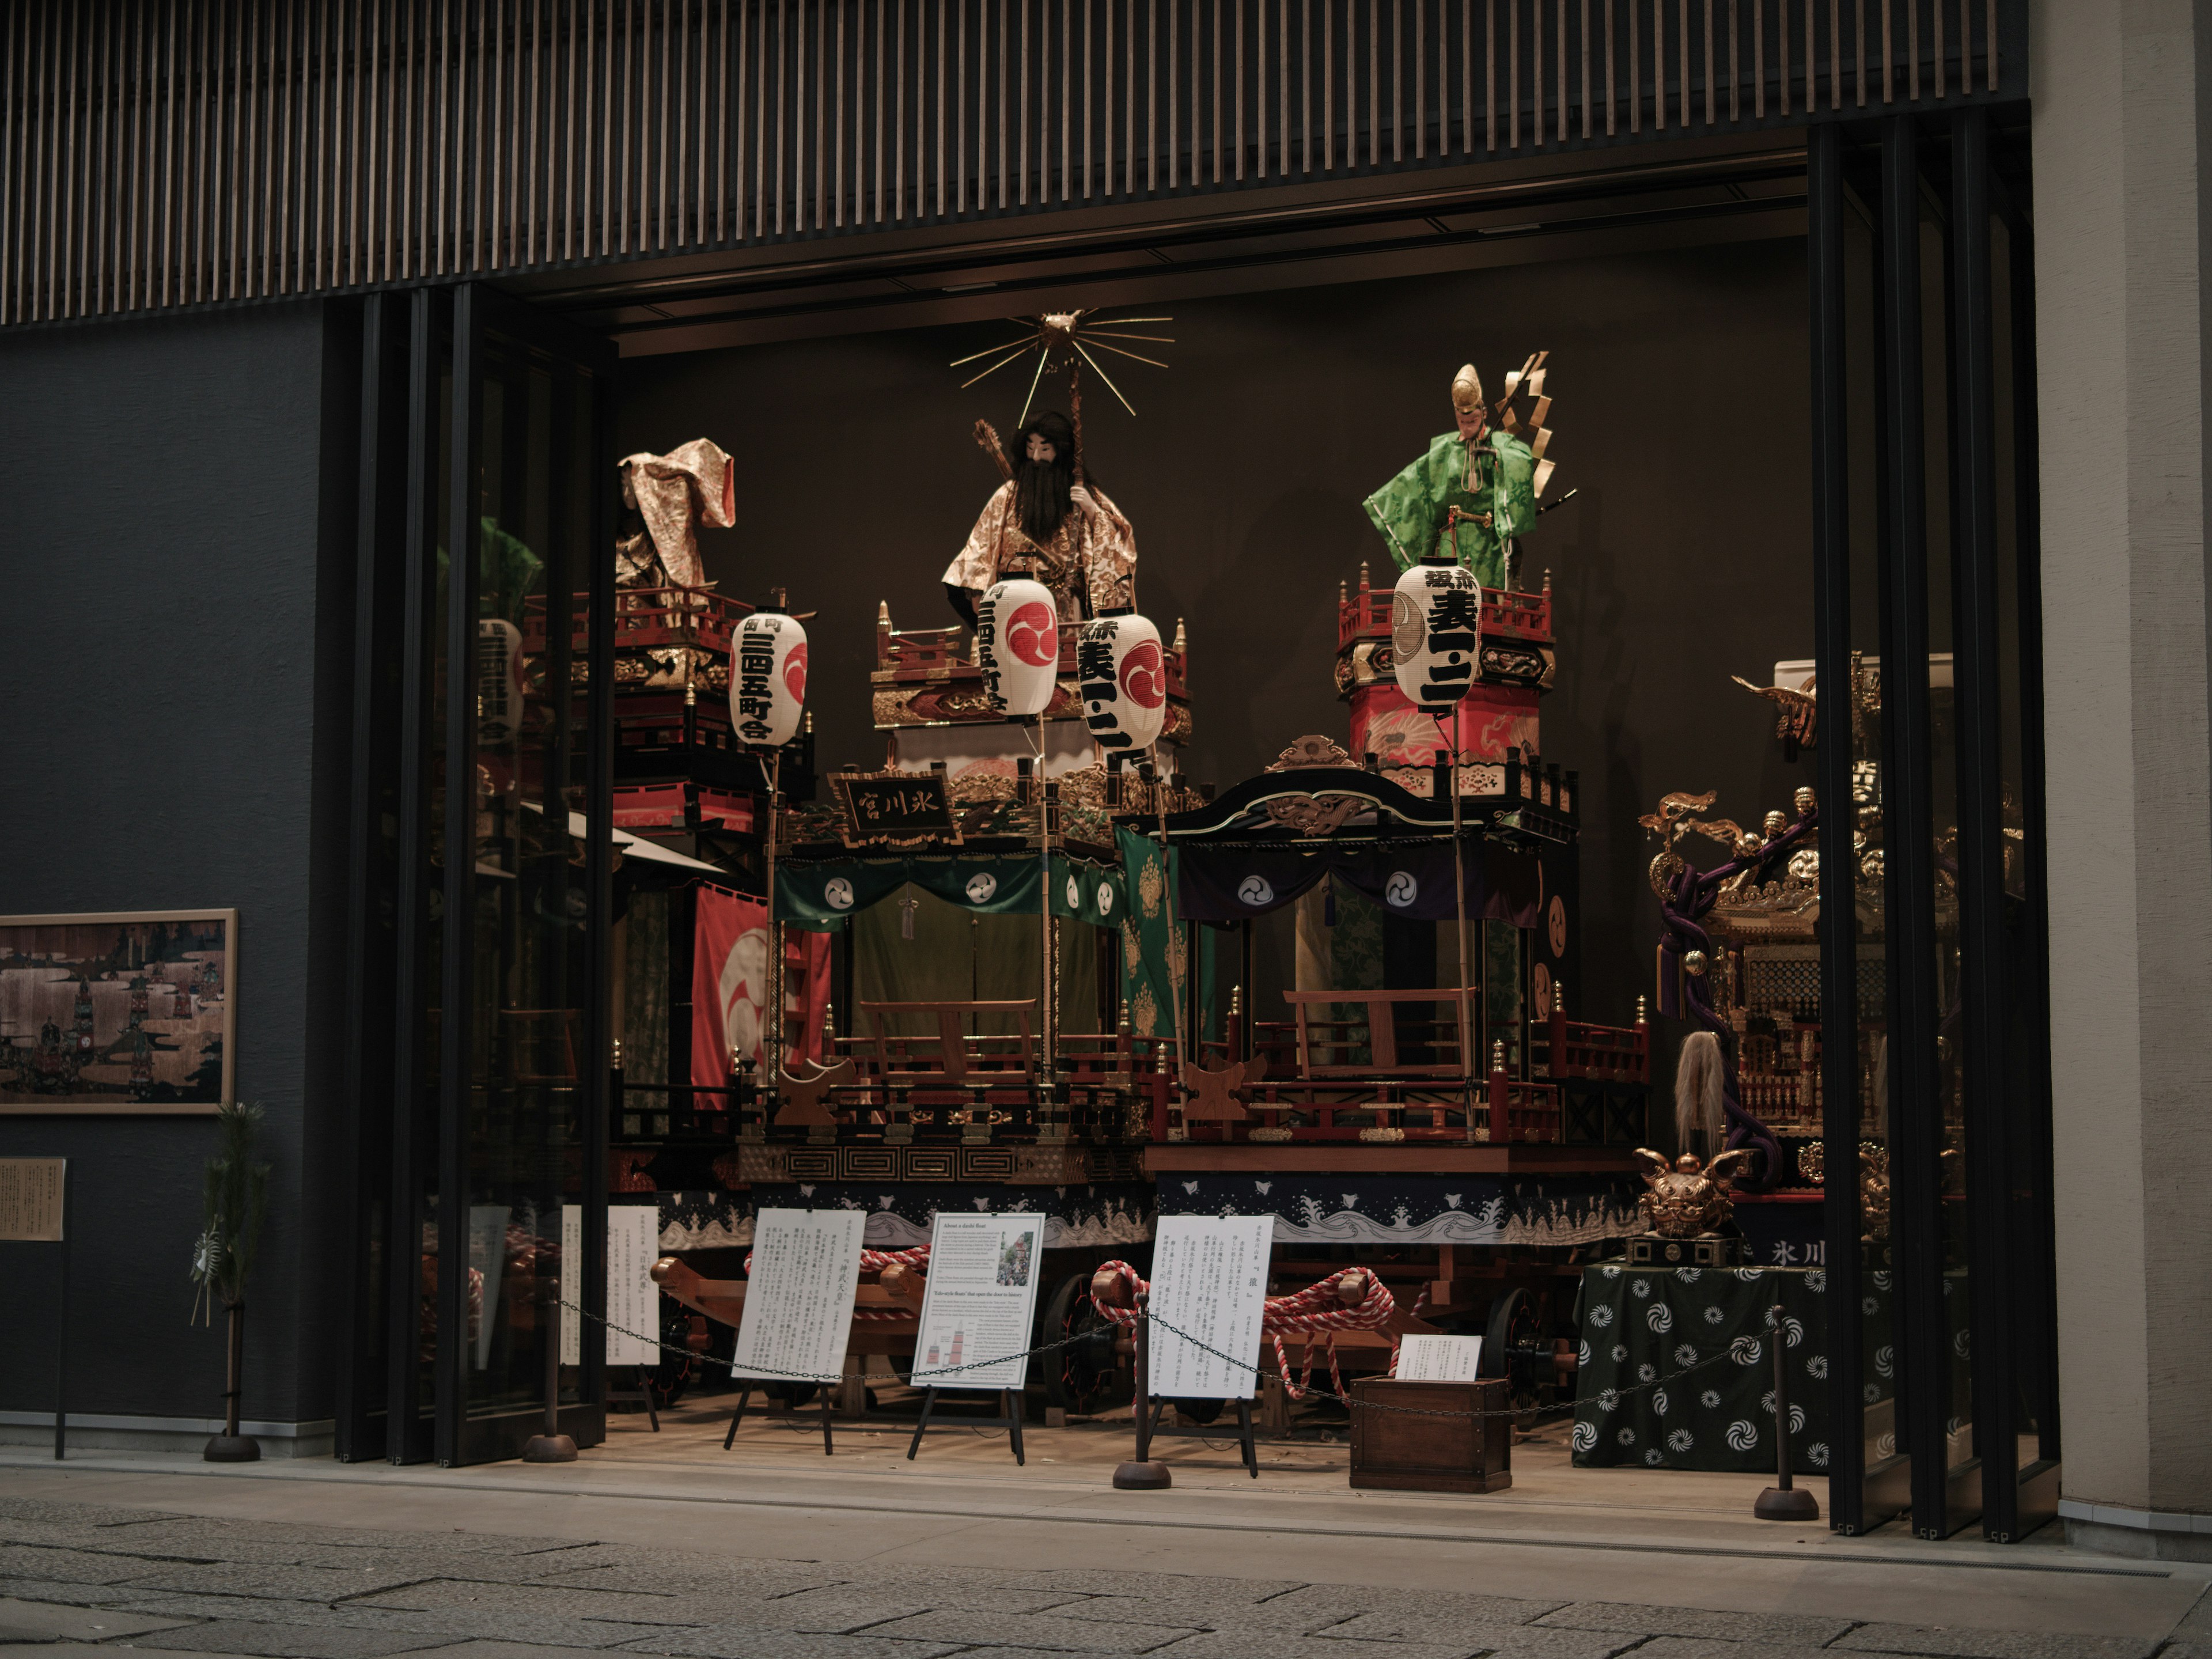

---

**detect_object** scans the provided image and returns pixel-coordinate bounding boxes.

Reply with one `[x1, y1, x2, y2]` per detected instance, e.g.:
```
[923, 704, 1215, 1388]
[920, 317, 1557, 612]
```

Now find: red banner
[613, 785, 688, 829]
[690, 887, 830, 1093]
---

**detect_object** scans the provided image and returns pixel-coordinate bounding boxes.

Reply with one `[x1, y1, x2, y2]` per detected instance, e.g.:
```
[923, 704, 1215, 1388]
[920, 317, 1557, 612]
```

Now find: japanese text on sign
[731, 1209, 866, 1384]
[1147, 1214, 1273, 1400]
[1396, 1333, 1484, 1382]
[0, 1158, 65, 1242]
[560, 1205, 663, 1366]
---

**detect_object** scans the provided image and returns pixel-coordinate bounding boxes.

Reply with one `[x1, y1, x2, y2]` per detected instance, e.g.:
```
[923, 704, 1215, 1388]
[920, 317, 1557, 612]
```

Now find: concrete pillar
[2034, 0, 2212, 1557]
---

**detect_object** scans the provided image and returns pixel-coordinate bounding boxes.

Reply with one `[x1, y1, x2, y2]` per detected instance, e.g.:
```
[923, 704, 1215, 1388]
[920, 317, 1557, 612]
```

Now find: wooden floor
[590, 1381, 1826, 1540]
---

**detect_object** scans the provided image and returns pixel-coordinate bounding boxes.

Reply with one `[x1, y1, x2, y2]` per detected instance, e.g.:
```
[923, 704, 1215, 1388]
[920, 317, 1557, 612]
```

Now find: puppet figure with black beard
[942, 410, 1138, 627]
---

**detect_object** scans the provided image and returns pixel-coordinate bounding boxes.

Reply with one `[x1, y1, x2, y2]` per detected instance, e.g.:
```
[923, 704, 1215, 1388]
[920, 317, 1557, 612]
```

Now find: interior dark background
[618, 238, 1820, 1063]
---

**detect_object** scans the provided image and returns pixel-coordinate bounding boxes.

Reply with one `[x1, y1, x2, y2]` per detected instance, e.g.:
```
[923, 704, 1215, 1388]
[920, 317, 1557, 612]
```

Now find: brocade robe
[942, 480, 1138, 619]
[618, 438, 736, 589]
[1363, 429, 1537, 584]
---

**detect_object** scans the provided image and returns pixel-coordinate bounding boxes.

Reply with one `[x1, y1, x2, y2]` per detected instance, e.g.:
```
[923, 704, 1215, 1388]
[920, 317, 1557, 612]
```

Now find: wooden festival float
[646, 599, 1205, 1419]
[1122, 558, 1656, 1426]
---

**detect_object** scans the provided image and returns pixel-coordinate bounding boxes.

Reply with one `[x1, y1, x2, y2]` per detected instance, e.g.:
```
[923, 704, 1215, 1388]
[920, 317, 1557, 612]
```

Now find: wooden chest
[1347, 1377, 1512, 1493]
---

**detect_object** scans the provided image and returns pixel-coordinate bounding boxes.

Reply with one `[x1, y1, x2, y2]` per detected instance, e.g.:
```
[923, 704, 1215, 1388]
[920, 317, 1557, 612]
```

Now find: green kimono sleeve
[1487, 432, 1538, 541]
[1363, 431, 1463, 571]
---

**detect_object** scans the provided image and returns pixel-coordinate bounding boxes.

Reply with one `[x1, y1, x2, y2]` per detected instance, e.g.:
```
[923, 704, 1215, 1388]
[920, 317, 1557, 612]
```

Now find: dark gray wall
[618, 239, 1818, 1055]
[0, 302, 356, 1433]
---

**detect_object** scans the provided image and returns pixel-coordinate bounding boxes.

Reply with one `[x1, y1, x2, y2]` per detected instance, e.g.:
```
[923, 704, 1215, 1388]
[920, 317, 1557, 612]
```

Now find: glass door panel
[438, 290, 619, 1468]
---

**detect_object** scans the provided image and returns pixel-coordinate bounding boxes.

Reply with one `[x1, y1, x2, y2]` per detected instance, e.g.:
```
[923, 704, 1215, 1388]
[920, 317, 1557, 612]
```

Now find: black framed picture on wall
[0, 909, 237, 1115]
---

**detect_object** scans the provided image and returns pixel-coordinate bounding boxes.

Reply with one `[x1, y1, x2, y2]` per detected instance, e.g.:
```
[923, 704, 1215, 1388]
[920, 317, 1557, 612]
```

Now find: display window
[314, 66, 2048, 1550]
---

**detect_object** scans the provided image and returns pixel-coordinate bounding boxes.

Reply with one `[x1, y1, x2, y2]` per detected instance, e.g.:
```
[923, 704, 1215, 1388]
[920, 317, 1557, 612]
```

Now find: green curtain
[1111, 828, 1218, 1046]
[778, 852, 1124, 932]
[852, 887, 1100, 1039]
[619, 891, 669, 1096]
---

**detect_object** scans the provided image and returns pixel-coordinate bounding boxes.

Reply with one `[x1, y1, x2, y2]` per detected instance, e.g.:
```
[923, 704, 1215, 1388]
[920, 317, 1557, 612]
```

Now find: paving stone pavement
[0, 1496, 2196, 1659]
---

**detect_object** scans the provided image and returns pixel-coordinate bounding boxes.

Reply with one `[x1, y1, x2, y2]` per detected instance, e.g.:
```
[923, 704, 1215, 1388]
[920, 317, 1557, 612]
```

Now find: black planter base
[203, 1434, 262, 1463]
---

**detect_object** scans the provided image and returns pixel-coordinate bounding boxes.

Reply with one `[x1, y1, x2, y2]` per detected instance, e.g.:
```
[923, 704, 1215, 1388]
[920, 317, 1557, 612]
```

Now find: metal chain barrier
[559, 1297, 1098, 1388]
[1141, 1306, 1740, 1422]
[559, 1296, 1740, 1424]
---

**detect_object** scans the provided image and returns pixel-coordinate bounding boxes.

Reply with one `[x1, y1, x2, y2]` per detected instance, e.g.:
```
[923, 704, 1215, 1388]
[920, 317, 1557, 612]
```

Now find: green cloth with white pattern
[1570, 1264, 1892, 1475]
[1363, 429, 1537, 581]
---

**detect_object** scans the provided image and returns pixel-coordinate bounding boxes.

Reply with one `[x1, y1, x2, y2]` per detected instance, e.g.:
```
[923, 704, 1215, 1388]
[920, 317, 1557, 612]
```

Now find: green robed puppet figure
[1364, 354, 1559, 586]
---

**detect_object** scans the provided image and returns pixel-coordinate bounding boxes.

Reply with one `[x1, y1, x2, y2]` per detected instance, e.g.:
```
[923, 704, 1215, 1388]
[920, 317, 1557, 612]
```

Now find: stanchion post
[54, 1162, 69, 1460]
[524, 1272, 578, 1463]
[1112, 1287, 1172, 1490]
[1753, 1301, 1818, 1520]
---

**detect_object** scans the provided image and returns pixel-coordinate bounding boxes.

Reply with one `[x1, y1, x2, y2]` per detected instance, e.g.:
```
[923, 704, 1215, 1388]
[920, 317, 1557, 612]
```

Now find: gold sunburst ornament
[949, 309, 1176, 426]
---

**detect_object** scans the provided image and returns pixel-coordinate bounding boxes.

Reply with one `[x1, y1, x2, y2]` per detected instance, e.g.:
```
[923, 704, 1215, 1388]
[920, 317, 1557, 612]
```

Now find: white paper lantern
[975, 578, 1060, 717]
[729, 611, 809, 747]
[1075, 613, 1168, 753]
[1391, 558, 1482, 714]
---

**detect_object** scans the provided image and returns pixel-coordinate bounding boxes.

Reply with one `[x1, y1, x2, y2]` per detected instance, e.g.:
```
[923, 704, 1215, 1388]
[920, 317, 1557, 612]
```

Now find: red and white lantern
[729, 611, 808, 747]
[1077, 613, 1167, 753]
[976, 578, 1059, 718]
[1391, 558, 1482, 714]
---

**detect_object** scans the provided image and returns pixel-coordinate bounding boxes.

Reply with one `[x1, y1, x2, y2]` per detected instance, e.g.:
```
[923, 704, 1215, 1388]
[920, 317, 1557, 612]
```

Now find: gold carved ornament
[1265, 734, 1357, 771]
[1632, 1147, 1757, 1239]
[1264, 794, 1363, 836]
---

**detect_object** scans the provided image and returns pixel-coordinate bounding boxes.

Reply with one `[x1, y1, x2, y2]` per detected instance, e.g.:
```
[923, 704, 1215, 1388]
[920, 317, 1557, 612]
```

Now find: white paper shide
[731, 1208, 866, 1384]
[1146, 1214, 1273, 1400]
[909, 1214, 1047, 1392]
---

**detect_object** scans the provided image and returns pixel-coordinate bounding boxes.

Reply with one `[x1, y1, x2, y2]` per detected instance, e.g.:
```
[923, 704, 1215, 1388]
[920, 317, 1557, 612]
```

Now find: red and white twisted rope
[1088, 1260, 1425, 1400]
[741, 1243, 934, 1322]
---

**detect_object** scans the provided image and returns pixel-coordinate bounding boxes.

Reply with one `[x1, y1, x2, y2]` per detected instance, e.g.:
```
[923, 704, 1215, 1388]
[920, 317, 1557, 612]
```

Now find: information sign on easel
[1, 1158, 70, 1459]
[904, 1213, 1046, 1465]
[1396, 1334, 1484, 1382]
[1147, 1214, 1272, 1400]
[726, 1209, 866, 1454]
[560, 1205, 662, 1367]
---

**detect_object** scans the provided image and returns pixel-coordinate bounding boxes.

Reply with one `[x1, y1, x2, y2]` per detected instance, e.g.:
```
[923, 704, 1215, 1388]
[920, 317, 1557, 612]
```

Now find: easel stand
[54, 1166, 69, 1461]
[608, 1364, 661, 1430]
[724, 1379, 834, 1455]
[904, 1387, 1027, 1465]
[3, 1158, 77, 1460]
[1146, 1398, 1259, 1479]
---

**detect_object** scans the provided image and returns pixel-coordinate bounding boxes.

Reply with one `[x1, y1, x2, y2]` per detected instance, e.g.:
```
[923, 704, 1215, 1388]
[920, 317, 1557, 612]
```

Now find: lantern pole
[1034, 717, 1056, 1127]
[1437, 509, 1480, 1137]
[1151, 747, 1189, 1097]
[764, 748, 784, 1095]
[1447, 726, 1478, 1138]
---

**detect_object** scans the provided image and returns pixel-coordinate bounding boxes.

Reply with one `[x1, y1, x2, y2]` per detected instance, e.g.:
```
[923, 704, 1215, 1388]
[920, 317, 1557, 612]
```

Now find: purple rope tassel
[1656, 806, 1820, 1192]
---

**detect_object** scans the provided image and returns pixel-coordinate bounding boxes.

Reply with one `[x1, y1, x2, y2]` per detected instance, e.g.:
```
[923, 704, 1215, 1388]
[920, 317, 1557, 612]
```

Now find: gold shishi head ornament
[1633, 1146, 1758, 1239]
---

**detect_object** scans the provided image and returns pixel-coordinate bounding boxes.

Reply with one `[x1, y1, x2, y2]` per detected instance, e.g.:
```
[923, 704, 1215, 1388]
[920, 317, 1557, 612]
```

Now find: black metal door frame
[336, 281, 618, 1467]
[1809, 110, 2057, 1542]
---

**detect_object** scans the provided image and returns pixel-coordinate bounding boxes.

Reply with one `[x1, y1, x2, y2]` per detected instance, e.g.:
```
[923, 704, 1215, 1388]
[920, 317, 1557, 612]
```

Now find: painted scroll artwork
[0, 911, 235, 1111]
